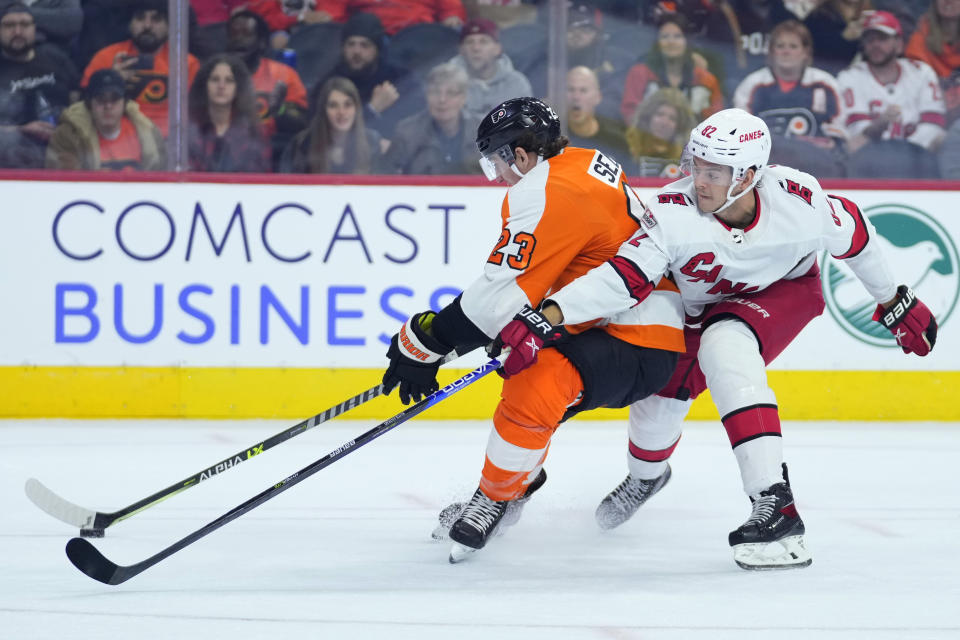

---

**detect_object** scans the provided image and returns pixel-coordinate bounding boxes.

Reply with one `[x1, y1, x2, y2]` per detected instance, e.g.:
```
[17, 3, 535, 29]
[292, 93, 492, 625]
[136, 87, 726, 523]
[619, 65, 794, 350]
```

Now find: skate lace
[460, 491, 503, 532]
[743, 493, 778, 527]
[610, 476, 653, 512]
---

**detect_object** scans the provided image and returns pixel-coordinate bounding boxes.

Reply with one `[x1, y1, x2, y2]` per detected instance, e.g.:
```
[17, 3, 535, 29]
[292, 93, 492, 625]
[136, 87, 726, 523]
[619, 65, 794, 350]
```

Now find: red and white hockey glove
[494, 304, 568, 379]
[383, 311, 452, 404]
[872, 285, 938, 356]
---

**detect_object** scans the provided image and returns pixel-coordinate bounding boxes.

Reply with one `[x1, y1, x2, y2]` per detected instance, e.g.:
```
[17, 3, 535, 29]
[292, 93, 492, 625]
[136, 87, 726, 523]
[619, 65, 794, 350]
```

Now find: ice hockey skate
[431, 468, 546, 541]
[728, 466, 812, 570]
[445, 469, 547, 563]
[595, 464, 671, 530]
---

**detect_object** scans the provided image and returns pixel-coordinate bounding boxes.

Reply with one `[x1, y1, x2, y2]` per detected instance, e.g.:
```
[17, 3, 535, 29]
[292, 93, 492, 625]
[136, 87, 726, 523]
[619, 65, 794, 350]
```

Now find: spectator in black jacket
[0, 2, 79, 167]
[315, 12, 421, 138]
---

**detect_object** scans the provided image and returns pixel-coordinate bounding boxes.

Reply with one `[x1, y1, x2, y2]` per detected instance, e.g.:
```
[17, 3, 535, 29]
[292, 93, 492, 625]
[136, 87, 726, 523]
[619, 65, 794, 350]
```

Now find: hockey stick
[25, 386, 382, 536]
[26, 352, 469, 536]
[66, 356, 500, 585]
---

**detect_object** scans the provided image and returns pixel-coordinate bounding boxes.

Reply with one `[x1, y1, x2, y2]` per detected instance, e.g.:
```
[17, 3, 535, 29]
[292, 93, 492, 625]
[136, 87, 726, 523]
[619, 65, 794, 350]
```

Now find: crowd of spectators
[0, 0, 958, 178]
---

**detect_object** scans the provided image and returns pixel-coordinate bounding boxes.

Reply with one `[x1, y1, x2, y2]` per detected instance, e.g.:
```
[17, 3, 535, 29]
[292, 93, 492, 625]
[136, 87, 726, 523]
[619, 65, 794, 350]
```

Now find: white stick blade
[24, 478, 97, 529]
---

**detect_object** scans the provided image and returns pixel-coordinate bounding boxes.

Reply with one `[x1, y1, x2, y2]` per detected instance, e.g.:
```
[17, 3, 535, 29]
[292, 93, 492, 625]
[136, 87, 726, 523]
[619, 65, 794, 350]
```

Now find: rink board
[1, 174, 957, 419]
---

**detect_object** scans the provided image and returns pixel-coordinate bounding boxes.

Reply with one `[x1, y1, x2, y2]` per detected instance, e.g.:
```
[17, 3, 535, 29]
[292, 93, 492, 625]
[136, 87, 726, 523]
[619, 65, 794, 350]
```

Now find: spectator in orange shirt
[906, 0, 960, 124]
[46, 69, 165, 170]
[226, 10, 307, 145]
[620, 13, 723, 125]
[310, 0, 466, 35]
[188, 53, 271, 172]
[81, 0, 200, 137]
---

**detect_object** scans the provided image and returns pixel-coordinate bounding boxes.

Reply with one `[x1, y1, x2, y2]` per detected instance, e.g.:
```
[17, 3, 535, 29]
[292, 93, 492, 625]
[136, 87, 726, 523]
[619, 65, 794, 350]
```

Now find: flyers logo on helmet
[491, 108, 507, 123]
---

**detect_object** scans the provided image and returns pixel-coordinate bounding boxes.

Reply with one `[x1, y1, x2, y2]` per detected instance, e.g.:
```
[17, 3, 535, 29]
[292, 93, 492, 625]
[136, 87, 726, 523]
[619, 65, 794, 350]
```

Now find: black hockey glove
[383, 311, 452, 404]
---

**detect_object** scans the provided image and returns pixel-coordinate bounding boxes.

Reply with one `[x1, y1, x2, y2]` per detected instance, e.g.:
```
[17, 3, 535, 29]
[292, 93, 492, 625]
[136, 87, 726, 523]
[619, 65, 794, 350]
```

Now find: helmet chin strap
[709, 169, 763, 214]
[508, 154, 545, 179]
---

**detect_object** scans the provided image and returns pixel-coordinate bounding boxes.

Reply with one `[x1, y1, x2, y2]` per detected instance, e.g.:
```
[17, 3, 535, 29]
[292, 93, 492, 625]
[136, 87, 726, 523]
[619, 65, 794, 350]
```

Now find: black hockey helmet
[476, 97, 562, 180]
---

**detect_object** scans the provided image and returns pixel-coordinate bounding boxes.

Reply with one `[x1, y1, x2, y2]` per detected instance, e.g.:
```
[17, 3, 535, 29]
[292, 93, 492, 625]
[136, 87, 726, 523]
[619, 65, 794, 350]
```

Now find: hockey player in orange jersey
[381, 97, 685, 562]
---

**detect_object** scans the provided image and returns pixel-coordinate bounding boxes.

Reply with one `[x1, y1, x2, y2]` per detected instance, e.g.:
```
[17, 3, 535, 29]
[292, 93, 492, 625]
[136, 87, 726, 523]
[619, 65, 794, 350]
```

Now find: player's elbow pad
[609, 256, 654, 305]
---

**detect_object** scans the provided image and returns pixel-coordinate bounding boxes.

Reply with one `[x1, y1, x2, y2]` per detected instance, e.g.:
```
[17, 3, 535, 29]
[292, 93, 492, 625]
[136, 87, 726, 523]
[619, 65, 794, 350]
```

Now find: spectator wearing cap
[46, 69, 164, 170]
[837, 10, 946, 178]
[81, 0, 200, 137]
[0, 2, 79, 168]
[1, 0, 82, 49]
[448, 18, 531, 124]
[906, 0, 960, 125]
[305, 0, 465, 36]
[316, 11, 420, 138]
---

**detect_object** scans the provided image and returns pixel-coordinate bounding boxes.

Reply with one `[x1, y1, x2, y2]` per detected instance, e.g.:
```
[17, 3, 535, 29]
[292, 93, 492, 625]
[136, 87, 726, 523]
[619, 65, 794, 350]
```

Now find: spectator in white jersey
[733, 20, 847, 177]
[493, 108, 938, 570]
[837, 11, 946, 178]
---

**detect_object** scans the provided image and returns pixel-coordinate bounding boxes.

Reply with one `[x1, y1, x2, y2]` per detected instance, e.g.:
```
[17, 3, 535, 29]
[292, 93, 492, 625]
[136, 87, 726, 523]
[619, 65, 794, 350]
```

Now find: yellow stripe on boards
[1, 367, 956, 421]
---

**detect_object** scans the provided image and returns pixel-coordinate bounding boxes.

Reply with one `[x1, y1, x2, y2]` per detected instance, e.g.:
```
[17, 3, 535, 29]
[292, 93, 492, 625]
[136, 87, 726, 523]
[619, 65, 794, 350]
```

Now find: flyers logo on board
[822, 203, 958, 347]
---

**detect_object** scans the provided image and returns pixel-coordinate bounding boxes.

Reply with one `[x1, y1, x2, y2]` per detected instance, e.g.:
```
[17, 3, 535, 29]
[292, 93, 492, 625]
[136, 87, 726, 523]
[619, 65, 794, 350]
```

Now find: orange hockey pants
[479, 348, 584, 501]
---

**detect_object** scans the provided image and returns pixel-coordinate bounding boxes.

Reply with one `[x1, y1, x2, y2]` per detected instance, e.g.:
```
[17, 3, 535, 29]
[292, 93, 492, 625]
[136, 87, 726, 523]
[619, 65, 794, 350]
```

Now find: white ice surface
[2, 418, 958, 640]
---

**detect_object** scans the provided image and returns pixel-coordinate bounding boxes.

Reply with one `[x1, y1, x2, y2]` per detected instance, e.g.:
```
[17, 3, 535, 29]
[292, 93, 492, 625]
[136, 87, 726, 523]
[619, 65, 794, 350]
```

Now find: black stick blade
[66, 537, 126, 585]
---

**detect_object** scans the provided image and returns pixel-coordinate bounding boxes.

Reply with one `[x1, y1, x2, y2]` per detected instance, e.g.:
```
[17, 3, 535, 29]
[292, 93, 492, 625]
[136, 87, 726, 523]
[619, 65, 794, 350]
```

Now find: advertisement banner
[1, 181, 505, 367]
[1, 179, 956, 419]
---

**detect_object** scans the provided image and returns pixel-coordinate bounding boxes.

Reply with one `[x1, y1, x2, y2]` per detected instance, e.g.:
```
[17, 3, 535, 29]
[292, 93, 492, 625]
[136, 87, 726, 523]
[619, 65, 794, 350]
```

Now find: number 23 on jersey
[488, 229, 537, 270]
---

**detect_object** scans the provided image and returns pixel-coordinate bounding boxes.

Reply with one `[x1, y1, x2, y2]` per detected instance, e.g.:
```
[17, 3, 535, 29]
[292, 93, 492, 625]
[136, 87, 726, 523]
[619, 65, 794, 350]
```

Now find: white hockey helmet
[681, 108, 771, 213]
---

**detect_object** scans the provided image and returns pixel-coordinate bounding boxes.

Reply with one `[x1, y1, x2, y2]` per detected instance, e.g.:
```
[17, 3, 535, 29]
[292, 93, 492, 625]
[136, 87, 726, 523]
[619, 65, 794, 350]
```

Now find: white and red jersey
[549, 164, 898, 323]
[460, 146, 685, 352]
[837, 58, 946, 150]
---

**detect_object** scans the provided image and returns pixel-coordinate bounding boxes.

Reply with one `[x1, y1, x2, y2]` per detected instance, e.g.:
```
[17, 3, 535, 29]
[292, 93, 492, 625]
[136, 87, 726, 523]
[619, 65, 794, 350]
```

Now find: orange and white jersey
[460, 146, 685, 352]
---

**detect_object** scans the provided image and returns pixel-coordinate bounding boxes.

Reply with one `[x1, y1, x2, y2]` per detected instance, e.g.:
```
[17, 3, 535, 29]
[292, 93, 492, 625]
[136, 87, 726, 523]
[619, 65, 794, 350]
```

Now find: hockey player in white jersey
[494, 108, 939, 570]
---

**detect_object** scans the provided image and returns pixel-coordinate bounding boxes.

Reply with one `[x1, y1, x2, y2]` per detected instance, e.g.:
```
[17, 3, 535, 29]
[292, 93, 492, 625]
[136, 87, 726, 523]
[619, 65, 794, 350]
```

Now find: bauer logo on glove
[872, 285, 938, 356]
[496, 304, 568, 378]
